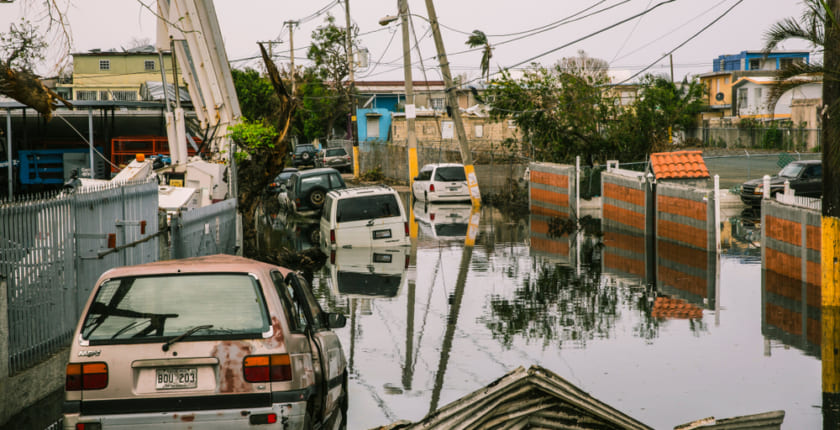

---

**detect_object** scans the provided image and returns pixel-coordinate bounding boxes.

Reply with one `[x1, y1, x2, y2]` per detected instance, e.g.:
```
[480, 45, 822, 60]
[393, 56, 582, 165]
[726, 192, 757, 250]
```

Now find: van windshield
[434, 167, 466, 182]
[336, 194, 401, 223]
[81, 273, 270, 344]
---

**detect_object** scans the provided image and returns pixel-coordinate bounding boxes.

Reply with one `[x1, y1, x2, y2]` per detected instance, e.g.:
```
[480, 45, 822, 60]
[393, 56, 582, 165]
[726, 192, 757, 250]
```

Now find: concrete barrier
[655, 183, 718, 307]
[601, 169, 653, 283]
[529, 162, 576, 218]
[0, 278, 68, 426]
[760, 199, 821, 356]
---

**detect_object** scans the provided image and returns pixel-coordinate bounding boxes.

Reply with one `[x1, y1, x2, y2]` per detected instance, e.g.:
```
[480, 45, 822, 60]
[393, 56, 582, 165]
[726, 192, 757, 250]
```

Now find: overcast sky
[1, 0, 815, 83]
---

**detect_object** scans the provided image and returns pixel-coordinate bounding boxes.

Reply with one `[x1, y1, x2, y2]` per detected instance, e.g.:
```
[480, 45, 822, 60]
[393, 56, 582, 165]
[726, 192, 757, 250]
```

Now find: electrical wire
[355, 27, 399, 79]
[614, 0, 744, 85]
[610, 0, 652, 63]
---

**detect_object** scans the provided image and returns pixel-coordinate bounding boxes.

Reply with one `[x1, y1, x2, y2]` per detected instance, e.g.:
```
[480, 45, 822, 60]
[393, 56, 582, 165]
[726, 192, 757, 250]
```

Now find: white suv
[412, 163, 470, 203]
[320, 185, 410, 249]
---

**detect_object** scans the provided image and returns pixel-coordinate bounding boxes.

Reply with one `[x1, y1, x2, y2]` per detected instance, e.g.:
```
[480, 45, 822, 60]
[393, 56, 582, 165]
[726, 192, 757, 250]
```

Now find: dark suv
[282, 168, 347, 214]
[740, 159, 822, 207]
[291, 143, 319, 168]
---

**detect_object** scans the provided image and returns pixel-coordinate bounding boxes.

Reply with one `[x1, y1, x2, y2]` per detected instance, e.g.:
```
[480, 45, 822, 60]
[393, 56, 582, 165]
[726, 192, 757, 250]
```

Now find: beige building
[390, 108, 521, 152]
[56, 46, 183, 102]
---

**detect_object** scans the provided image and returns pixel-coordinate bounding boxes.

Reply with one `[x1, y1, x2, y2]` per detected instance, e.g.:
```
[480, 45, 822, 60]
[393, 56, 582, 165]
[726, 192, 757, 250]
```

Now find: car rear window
[326, 148, 346, 156]
[81, 273, 270, 344]
[336, 194, 401, 222]
[434, 166, 466, 182]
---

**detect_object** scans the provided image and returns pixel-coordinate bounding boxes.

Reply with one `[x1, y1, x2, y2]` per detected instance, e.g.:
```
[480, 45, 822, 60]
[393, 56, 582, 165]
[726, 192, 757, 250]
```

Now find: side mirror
[328, 313, 347, 329]
[279, 184, 287, 192]
[414, 176, 421, 181]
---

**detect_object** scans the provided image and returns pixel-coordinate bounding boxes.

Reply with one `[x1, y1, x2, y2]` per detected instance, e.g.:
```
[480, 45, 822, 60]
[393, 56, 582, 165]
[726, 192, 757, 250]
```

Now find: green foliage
[306, 15, 357, 138]
[487, 55, 615, 164]
[465, 30, 492, 81]
[231, 68, 279, 122]
[228, 118, 279, 157]
[359, 166, 384, 182]
[0, 19, 47, 71]
[293, 69, 347, 140]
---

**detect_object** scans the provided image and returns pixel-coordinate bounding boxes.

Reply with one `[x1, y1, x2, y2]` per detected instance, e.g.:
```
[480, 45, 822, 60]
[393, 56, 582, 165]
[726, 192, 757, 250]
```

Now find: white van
[411, 163, 471, 203]
[320, 185, 410, 249]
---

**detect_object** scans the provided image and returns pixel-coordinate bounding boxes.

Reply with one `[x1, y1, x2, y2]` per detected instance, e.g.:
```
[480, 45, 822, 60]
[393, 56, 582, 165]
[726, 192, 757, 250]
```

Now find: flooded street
[263, 199, 823, 429]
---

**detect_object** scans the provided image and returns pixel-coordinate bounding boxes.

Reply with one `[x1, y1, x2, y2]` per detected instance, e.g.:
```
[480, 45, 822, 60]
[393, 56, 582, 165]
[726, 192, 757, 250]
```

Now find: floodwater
[266, 199, 822, 429]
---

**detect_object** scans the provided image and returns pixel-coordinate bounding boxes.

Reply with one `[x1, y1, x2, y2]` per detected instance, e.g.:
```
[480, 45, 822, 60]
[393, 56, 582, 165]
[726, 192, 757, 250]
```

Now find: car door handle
[366, 220, 374, 226]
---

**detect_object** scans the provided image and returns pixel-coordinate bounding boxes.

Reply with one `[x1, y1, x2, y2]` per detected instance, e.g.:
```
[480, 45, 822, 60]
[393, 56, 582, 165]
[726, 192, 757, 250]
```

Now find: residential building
[56, 45, 184, 102]
[712, 50, 809, 73]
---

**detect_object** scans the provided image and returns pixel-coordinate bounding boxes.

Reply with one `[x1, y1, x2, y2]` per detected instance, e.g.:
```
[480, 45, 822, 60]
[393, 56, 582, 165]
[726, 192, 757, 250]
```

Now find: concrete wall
[601, 169, 651, 283]
[655, 182, 717, 307]
[0, 278, 68, 426]
[529, 162, 575, 218]
[760, 199, 821, 356]
[357, 143, 527, 194]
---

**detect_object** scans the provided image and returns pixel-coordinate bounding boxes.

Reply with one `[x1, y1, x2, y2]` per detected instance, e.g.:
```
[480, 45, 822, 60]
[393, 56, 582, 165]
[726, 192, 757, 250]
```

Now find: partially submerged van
[320, 185, 409, 249]
[63, 254, 348, 430]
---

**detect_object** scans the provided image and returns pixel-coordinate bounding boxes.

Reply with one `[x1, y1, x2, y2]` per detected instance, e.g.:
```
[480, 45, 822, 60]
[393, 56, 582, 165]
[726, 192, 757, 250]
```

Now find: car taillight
[330, 229, 336, 244]
[76, 423, 102, 430]
[429, 184, 435, 192]
[66, 362, 108, 391]
[330, 250, 336, 264]
[294, 198, 301, 208]
[250, 413, 278, 425]
[404, 222, 409, 235]
[243, 354, 292, 382]
[430, 213, 435, 221]
[405, 254, 410, 269]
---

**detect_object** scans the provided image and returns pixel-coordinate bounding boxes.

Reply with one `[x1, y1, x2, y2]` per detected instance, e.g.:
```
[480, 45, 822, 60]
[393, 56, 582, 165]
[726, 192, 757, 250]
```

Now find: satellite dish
[715, 92, 724, 101]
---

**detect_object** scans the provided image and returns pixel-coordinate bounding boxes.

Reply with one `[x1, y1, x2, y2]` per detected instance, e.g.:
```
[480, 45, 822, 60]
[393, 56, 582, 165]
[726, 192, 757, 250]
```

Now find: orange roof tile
[650, 150, 710, 180]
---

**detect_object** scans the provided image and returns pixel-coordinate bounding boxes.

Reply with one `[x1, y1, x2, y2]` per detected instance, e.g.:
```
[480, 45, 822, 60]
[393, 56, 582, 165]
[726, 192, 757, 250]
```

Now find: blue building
[712, 50, 809, 72]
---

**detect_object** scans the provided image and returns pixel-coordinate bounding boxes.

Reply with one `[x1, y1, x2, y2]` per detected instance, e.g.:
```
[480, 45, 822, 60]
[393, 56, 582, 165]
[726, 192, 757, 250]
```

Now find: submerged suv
[291, 143, 319, 168]
[412, 163, 471, 203]
[740, 159, 822, 207]
[320, 185, 410, 249]
[64, 254, 348, 430]
[282, 168, 347, 214]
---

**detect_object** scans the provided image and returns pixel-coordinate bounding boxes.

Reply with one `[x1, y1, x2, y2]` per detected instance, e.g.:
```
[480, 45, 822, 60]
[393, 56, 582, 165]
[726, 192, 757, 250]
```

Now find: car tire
[338, 372, 348, 430]
[308, 187, 327, 208]
[302, 152, 311, 161]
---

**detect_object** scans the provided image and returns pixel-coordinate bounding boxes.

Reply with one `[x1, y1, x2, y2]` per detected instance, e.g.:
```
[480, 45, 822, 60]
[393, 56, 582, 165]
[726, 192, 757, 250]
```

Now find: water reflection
[761, 269, 820, 357]
[325, 247, 409, 299]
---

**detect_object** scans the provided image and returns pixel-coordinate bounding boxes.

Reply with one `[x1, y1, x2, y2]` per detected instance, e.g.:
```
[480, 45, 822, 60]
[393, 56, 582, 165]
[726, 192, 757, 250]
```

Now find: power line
[614, 0, 744, 85]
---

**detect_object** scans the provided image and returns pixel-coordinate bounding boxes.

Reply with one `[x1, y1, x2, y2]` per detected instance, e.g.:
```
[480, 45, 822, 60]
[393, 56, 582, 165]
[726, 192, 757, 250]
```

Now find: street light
[378, 15, 398, 26]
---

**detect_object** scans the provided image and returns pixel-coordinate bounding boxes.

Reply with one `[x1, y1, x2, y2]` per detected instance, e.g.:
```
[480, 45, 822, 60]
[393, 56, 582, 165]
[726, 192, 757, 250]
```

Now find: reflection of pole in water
[403, 278, 415, 391]
[349, 298, 357, 373]
[428, 245, 473, 414]
[824, 304, 840, 428]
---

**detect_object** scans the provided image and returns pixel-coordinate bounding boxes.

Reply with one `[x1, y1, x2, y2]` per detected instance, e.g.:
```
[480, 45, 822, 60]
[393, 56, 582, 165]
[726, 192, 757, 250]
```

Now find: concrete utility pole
[285, 21, 298, 95]
[399, 0, 419, 189]
[823, 1, 840, 426]
[423, 0, 481, 206]
[345, 0, 359, 178]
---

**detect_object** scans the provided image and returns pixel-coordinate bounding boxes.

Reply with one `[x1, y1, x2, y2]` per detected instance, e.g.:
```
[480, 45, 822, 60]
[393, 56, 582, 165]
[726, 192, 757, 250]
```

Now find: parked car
[320, 185, 410, 249]
[281, 167, 347, 215]
[268, 167, 299, 194]
[412, 163, 471, 203]
[316, 147, 353, 173]
[63, 254, 348, 430]
[740, 159, 822, 207]
[291, 143, 319, 168]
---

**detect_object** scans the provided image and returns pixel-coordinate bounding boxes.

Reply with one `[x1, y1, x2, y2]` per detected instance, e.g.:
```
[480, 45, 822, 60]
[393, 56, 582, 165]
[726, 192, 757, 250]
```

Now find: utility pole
[424, 0, 481, 206]
[399, 0, 418, 190]
[823, 1, 840, 427]
[345, 0, 359, 177]
[285, 20, 298, 95]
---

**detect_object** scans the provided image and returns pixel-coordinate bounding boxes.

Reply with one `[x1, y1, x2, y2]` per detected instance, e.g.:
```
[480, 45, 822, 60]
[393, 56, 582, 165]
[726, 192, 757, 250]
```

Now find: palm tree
[465, 30, 492, 81]
[762, 0, 835, 107]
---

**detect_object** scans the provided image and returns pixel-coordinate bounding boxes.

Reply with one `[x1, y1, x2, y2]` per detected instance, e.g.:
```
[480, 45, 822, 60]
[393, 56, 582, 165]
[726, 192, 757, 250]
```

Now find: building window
[754, 87, 763, 102]
[737, 88, 748, 108]
[112, 91, 138, 101]
[144, 60, 156, 71]
[475, 124, 483, 138]
[431, 97, 444, 111]
[99, 91, 110, 101]
[77, 90, 97, 101]
[748, 59, 761, 70]
[724, 76, 729, 84]
[780, 58, 802, 69]
[99, 60, 110, 71]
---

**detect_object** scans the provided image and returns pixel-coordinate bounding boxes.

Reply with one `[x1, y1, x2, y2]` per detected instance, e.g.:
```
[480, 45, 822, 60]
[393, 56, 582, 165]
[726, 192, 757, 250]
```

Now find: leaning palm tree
[762, 0, 835, 109]
[466, 30, 492, 81]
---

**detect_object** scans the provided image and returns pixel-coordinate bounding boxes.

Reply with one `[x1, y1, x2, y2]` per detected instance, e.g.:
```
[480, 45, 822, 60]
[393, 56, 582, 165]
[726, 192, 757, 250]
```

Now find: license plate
[373, 229, 392, 239]
[156, 367, 197, 390]
[448, 186, 460, 191]
[373, 253, 393, 263]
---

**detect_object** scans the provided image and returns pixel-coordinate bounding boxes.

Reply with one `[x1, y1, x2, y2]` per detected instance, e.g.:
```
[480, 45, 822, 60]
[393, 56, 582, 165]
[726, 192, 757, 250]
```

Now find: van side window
[322, 196, 333, 221]
[417, 170, 432, 181]
[271, 271, 307, 333]
[337, 195, 400, 222]
[330, 173, 344, 188]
